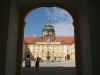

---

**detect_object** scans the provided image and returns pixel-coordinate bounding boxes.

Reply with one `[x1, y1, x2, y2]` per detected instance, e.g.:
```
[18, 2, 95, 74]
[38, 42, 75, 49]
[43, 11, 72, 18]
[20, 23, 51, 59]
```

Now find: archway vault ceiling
[17, 0, 80, 9]
[17, 0, 80, 23]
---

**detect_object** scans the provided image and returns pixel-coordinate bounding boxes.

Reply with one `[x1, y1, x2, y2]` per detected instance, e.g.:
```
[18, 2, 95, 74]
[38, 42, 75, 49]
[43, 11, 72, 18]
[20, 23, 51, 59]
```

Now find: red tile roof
[55, 37, 74, 44]
[24, 36, 42, 43]
[24, 36, 74, 44]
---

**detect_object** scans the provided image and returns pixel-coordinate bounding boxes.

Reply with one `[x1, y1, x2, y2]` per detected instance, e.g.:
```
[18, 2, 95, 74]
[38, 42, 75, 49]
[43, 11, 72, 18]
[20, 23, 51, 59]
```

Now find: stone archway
[22, 5, 80, 75]
[5, 0, 92, 75]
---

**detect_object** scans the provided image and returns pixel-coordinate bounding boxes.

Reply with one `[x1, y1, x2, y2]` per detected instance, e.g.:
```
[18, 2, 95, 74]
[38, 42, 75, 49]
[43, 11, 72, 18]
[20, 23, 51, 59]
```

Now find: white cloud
[46, 7, 74, 36]
[53, 23, 74, 36]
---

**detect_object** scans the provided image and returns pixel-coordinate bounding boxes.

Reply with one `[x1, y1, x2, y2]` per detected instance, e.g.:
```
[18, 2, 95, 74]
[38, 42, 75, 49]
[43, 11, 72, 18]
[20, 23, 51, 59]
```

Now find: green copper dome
[43, 21, 55, 31]
[43, 25, 54, 30]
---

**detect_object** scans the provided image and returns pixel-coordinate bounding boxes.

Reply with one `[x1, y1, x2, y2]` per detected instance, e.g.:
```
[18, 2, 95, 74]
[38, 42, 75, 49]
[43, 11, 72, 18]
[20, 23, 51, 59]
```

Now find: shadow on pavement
[22, 67, 76, 75]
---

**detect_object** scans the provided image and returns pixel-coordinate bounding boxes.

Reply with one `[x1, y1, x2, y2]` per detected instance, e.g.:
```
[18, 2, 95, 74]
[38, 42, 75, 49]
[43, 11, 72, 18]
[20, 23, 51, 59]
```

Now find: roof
[43, 25, 54, 30]
[24, 36, 42, 43]
[24, 36, 74, 44]
[55, 37, 74, 44]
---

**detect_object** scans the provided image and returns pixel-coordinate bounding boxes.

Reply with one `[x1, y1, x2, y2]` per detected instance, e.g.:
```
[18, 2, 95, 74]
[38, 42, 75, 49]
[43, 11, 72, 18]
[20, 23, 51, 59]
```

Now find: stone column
[0, 0, 9, 75]
[78, 3, 93, 75]
[5, 0, 23, 75]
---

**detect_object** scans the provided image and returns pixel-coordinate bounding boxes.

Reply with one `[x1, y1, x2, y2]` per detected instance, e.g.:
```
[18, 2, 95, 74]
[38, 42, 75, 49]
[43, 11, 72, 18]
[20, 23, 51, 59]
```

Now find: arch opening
[21, 7, 77, 75]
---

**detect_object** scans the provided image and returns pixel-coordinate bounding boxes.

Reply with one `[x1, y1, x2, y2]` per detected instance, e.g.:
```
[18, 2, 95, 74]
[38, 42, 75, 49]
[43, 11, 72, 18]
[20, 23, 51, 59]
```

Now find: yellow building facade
[24, 42, 75, 62]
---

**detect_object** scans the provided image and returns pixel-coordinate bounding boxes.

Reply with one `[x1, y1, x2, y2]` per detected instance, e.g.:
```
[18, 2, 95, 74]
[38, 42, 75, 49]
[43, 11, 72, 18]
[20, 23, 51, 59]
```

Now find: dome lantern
[42, 21, 55, 42]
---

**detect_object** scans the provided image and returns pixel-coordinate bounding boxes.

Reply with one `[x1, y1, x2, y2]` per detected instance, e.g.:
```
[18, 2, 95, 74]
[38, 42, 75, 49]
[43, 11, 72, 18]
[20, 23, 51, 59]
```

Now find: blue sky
[24, 7, 74, 36]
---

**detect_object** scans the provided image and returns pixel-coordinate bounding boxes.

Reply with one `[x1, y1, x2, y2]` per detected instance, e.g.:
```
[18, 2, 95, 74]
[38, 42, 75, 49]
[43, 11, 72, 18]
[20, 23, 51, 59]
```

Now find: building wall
[24, 42, 75, 64]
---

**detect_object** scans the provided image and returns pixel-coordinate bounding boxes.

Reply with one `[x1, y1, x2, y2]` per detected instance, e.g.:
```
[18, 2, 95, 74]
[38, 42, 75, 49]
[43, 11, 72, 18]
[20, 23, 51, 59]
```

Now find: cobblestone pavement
[22, 60, 76, 67]
[22, 67, 76, 75]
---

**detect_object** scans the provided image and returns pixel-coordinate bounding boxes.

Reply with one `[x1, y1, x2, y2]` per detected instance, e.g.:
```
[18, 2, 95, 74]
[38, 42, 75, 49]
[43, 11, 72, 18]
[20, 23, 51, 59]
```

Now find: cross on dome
[47, 20, 50, 25]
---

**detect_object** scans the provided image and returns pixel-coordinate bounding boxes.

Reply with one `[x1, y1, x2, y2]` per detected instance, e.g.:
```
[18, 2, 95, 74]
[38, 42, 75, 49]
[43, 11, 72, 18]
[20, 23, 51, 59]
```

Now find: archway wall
[0, 0, 10, 75]
[4, 0, 93, 75]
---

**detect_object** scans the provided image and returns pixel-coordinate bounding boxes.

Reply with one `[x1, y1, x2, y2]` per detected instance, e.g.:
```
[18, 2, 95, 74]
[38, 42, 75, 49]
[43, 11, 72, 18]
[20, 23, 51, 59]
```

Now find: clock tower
[42, 21, 55, 42]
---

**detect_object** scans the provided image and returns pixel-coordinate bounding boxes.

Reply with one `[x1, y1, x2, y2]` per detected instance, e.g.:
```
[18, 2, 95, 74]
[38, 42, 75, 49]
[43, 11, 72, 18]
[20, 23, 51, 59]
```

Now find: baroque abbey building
[23, 21, 75, 64]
